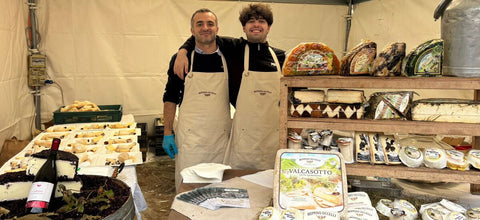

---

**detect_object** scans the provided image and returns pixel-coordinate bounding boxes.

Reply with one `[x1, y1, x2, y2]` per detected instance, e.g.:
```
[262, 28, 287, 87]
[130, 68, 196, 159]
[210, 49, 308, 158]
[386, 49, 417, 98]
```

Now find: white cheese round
[440, 199, 467, 214]
[445, 212, 466, 220]
[399, 146, 423, 168]
[466, 207, 480, 220]
[375, 199, 394, 217]
[259, 207, 280, 220]
[446, 149, 469, 171]
[423, 148, 447, 169]
[394, 199, 418, 220]
[467, 150, 480, 170]
[421, 207, 444, 220]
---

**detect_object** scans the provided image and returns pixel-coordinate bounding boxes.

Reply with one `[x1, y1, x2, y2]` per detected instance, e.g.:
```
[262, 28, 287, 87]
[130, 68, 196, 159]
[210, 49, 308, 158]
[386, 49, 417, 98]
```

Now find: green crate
[53, 105, 123, 124]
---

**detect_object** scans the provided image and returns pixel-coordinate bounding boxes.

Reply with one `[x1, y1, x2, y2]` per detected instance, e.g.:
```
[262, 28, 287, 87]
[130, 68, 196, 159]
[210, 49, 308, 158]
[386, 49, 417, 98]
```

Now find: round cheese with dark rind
[340, 40, 377, 76]
[402, 39, 443, 77]
[283, 42, 340, 76]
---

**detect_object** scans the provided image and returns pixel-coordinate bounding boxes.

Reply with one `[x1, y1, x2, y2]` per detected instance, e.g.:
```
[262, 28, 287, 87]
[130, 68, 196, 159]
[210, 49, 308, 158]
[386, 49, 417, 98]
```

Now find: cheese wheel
[347, 191, 372, 208]
[376, 199, 394, 217]
[280, 208, 303, 220]
[402, 39, 443, 77]
[466, 207, 480, 220]
[393, 199, 418, 220]
[283, 42, 340, 76]
[259, 207, 280, 220]
[399, 146, 423, 168]
[446, 149, 469, 171]
[421, 208, 444, 220]
[340, 40, 377, 76]
[423, 148, 447, 169]
[372, 42, 406, 77]
[467, 150, 480, 170]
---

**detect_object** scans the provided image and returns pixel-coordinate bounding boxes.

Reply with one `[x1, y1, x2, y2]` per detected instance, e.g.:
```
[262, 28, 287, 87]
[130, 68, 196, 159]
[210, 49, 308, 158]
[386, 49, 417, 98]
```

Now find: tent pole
[28, 0, 42, 131]
[343, 0, 353, 56]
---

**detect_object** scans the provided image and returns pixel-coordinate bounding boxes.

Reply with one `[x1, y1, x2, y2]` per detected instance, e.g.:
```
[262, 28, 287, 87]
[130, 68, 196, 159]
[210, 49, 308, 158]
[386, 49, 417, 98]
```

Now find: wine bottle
[25, 138, 61, 213]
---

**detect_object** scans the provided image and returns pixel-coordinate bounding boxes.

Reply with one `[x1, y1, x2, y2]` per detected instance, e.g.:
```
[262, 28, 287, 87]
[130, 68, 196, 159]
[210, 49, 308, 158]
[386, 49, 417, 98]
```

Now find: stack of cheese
[289, 89, 365, 119]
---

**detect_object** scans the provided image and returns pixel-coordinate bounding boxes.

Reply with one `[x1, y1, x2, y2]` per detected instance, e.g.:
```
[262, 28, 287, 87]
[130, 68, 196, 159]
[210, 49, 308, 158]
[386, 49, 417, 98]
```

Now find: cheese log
[402, 39, 443, 77]
[412, 98, 480, 123]
[283, 42, 340, 76]
[290, 89, 325, 104]
[372, 42, 406, 77]
[340, 40, 377, 76]
[326, 89, 365, 104]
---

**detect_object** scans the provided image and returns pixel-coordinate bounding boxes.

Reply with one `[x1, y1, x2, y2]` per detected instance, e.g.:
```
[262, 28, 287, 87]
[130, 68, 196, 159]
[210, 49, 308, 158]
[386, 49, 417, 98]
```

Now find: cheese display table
[0, 114, 147, 219]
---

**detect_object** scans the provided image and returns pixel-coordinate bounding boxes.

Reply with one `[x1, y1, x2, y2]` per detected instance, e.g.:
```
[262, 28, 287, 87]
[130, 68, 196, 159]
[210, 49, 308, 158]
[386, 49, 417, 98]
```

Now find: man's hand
[174, 49, 189, 80]
[162, 135, 178, 159]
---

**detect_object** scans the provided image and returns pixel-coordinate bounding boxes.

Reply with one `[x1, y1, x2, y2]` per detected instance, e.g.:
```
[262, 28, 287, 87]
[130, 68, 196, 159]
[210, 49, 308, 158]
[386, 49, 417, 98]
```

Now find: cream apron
[224, 45, 282, 170]
[174, 52, 231, 188]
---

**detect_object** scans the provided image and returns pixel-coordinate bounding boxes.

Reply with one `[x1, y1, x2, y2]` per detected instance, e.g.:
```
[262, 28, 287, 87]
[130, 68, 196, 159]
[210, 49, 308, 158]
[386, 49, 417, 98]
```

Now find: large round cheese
[283, 42, 340, 76]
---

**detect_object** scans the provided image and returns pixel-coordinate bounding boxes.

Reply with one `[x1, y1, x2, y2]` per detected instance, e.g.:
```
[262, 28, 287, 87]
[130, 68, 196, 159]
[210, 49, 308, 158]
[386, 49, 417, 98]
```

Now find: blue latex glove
[162, 135, 178, 159]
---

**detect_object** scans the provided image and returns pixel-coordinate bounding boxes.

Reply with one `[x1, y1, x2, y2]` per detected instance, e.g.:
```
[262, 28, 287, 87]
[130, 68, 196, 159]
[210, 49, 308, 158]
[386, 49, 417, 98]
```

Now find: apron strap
[243, 44, 281, 73]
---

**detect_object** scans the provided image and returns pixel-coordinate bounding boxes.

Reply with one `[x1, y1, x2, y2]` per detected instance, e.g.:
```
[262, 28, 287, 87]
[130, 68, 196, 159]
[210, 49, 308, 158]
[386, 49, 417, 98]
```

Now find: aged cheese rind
[372, 42, 406, 77]
[402, 39, 443, 77]
[340, 40, 377, 76]
[283, 42, 340, 76]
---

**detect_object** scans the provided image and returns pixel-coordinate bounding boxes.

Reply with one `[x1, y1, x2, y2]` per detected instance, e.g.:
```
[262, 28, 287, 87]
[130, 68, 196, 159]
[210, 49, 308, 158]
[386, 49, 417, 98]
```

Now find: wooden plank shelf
[279, 75, 480, 194]
[346, 163, 480, 184]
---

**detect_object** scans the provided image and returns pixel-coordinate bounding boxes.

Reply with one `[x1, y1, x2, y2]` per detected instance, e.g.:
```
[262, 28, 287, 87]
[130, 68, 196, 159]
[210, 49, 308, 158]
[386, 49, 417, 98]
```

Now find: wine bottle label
[26, 181, 54, 203]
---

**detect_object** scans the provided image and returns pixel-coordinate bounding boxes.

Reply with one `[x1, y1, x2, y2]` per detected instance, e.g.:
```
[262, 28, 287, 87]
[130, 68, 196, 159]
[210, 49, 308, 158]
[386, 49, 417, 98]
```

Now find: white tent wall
[0, 0, 472, 149]
[0, 0, 34, 149]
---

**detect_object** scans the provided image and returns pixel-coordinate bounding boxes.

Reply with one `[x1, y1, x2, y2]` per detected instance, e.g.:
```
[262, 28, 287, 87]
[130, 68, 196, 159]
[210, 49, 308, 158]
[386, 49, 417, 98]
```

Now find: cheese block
[445, 149, 469, 171]
[369, 133, 386, 165]
[399, 146, 423, 168]
[412, 98, 480, 123]
[372, 42, 406, 77]
[26, 149, 79, 180]
[326, 89, 365, 104]
[340, 40, 377, 76]
[290, 89, 325, 104]
[283, 42, 340, 76]
[366, 91, 414, 120]
[402, 39, 443, 77]
[355, 132, 371, 163]
[0, 171, 82, 202]
[423, 148, 447, 169]
[290, 103, 364, 119]
[379, 135, 402, 165]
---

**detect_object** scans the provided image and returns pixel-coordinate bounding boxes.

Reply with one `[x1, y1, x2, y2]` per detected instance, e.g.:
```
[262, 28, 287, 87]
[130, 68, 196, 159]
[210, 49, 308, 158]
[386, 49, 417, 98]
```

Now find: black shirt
[162, 51, 224, 105]
[181, 36, 286, 107]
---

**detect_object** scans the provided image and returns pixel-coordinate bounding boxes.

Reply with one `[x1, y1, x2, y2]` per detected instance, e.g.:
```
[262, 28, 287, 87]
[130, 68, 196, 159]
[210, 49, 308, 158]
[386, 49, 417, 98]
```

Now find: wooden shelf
[279, 75, 480, 194]
[286, 117, 480, 136]
[281, 75, 480, 90]
[346, 163, 480, 184]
